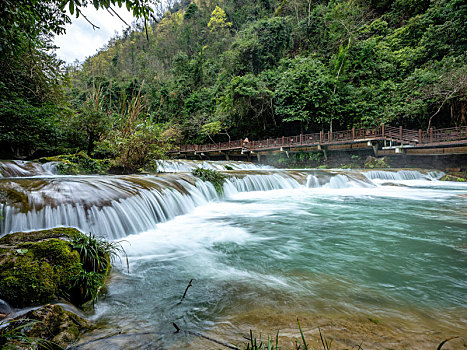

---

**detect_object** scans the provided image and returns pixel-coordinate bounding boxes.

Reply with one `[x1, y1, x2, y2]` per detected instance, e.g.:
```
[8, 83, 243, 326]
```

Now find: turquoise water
[80, 177, 467, 348]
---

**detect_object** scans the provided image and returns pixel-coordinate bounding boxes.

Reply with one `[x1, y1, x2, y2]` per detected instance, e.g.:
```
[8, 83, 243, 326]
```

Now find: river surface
[1, 161, 466, 349]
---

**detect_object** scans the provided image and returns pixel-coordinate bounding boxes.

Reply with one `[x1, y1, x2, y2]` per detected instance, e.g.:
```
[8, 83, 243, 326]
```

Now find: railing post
[229, 140, 231, 148]
[282, 136, 284, 146]
[252, 140, 255, 150]
[218, 142, 221, 150]
[320, 131, 323, 143]
[300, 134, 303, 145]
[328, 131, 331, 142]
[399, 126, 403, 140]
[352, 128, 355, 141]
[267, 139, 269, 147]
[430, 128, 433, 143]
[382, 124, 385, 137]
[418, 129, 422, 144]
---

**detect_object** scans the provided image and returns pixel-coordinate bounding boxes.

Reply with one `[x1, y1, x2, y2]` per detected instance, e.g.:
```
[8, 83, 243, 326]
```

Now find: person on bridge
[243, 137, 249, 148]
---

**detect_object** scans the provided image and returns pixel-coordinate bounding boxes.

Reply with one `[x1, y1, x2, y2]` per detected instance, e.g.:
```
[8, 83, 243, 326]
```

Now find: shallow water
[1, 162, 466, 349]
[73, 173, 467, 349]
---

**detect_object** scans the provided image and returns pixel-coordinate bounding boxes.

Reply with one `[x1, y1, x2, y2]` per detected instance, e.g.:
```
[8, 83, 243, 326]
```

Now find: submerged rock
[2, 304, 93, 349]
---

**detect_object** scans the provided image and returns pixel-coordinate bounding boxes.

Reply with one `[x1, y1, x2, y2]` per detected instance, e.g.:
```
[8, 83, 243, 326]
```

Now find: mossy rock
[2, 304, 93, 349]
[440, 174, 467, 182]
[0, 228, 110, 308]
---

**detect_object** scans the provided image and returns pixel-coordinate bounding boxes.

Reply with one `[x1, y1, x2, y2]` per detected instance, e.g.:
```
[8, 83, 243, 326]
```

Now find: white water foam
[1, 173, 301, 238]
[155, 159, 273, 172]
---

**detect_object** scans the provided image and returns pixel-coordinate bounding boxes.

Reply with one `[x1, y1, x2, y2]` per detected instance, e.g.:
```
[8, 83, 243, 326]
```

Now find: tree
[202, 121, 231, 143]
[0, 0, 158, 158]
[229, 17, 291, 75]
[207, 6, 232, 32]
[274, 57, 334, 132]
[0, 0, 157, 56]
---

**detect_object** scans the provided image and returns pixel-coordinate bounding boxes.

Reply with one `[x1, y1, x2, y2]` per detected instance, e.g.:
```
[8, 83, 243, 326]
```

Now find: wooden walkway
[173, 125, 467, 154]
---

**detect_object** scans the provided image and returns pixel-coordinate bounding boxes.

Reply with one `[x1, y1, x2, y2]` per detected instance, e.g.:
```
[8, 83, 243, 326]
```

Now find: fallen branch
[181, 279, 193, 301]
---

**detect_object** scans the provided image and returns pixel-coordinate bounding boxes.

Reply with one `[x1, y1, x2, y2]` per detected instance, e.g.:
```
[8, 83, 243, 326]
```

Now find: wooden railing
[175, 125, 467, 153]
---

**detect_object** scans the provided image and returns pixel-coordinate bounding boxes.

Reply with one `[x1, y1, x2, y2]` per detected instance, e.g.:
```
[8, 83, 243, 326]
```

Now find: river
[1, 160, 466, 349]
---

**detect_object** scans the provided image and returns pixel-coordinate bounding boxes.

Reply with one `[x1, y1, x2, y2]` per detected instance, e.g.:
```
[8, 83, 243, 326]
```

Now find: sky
[54, 6, 137, 64]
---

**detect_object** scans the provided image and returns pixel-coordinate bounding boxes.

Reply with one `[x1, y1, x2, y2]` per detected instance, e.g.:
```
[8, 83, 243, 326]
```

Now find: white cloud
[54, 6, 136, 64]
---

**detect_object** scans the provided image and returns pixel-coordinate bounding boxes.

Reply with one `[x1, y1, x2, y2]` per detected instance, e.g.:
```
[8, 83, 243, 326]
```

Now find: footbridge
[171, 125, 467, 159]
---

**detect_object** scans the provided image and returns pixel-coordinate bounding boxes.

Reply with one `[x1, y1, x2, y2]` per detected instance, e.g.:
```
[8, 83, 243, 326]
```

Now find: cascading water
[0, 168, 449, 238]
[155, 159, 273, 173]
[363, 169, 444, 181]
[1, 161, 465, 349]
[0, 160, 57, 177]
[0, 171, 307, 237]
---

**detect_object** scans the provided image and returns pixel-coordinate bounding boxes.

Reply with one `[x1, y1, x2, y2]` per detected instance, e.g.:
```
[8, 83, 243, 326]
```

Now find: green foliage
[229, 17, 292, 75]
[244, 329, 279, 350]
[364, 156, 390, 169]
[274, 57, 334, 130]
[0, 0, 158, 159]
[192, 168, 226, 194]
[100, 120, 174, 172]
[40, 152, 113, 175]
[71, 232, 124, 273]
[3, 0, 465, 157]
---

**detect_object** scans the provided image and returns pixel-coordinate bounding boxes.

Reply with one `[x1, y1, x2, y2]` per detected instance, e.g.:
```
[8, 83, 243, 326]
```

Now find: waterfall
[155, 159, 273, 172]
[363, 170, 444, 181]
[305, 172, 375, 189]
[0, 173, 301, 238]
[306, 175, 320, 188]
[224, 174, 301, 194]
[0, 160, 57, 177]
[0, 163, 450, 239]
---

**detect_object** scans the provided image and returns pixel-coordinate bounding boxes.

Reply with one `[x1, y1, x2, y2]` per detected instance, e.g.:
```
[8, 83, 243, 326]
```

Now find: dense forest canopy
[0, 0, 466, 164]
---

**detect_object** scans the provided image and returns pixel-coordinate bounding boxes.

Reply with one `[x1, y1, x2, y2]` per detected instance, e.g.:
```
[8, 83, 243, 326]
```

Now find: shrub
[192, 168, 226, 194]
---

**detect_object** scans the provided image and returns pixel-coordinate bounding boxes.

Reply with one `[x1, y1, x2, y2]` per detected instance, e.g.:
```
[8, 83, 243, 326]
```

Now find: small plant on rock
[71, 232, 125, 273]
[192, 168, 226, 194]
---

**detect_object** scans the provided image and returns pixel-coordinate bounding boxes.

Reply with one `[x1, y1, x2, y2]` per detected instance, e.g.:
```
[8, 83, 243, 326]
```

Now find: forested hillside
[73, 0, 466, 145]
[1, 0, 466, 161]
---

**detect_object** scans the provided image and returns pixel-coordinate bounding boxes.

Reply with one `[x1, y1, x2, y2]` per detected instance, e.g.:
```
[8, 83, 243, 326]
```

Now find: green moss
[0, 228, 111, 308]
[0, 227, 81, 245]
[440, 174, 467, 182]
[0, 258, 56, 306]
